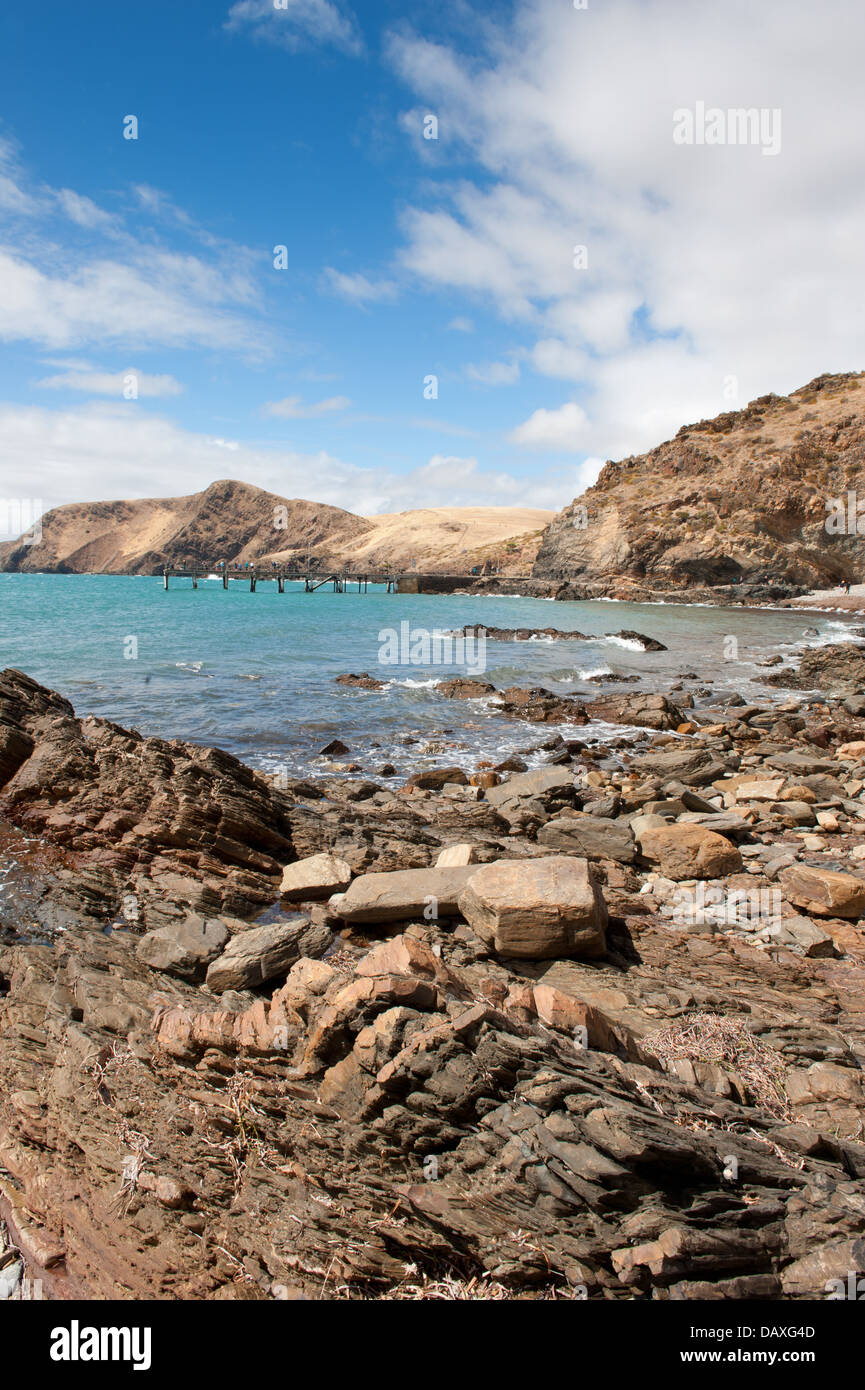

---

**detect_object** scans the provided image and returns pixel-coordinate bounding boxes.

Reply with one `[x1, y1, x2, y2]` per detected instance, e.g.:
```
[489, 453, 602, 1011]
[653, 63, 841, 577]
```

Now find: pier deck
[160, 567, 479, 594]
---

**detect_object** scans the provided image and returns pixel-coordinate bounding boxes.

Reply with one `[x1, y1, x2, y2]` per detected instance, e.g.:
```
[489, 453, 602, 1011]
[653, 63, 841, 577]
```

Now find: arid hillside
[534, 372, 865, 595]
[0, 480, 553, 576]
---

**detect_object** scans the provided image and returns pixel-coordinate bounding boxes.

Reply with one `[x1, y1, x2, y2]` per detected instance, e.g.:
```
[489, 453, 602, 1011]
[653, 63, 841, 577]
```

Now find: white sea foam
[388, 677, 442, 689]
[577, 666, 613, 680]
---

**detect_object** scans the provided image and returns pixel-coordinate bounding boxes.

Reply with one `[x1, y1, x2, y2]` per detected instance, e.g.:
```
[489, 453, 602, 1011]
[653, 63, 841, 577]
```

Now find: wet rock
[608, 630, 668, 652]
[334, 673, 385, 690]
[406, 767, 468, 790]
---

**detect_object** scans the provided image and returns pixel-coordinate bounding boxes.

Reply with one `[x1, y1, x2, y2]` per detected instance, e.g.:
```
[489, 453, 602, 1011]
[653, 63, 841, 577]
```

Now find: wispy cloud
[322, 267, 398, 305]
[466, 359, 520, 386]
[264, 393, 351, 418]
[225, 0, 364, 56]
[36, 364, 184, 398]
[389, 0, 865, 463]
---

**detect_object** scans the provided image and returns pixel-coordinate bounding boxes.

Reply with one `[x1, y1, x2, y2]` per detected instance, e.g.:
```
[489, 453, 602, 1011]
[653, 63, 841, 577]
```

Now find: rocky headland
[533, 372, 865, 601]
[3, 648, 865, 1301]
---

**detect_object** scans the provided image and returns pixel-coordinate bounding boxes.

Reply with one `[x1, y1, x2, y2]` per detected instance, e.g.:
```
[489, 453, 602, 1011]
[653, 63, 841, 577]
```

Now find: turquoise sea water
[0, 573, 856, 779]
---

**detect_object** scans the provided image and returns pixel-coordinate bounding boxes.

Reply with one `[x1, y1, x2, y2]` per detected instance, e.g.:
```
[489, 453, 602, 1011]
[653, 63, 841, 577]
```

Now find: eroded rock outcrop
[3, 668, 865, 1303]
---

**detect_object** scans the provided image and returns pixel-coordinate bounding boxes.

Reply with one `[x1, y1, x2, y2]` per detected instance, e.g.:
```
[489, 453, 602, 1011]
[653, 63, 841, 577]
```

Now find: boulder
[778, 865, 865, 920]
[205, 916, 331, 992]
[280, 852, 352, 900]
[335, 865, 481, 923]
[458, 856, 607, 959]
[638, 824, 743, 881]
[537, 814, 635, 863]
[135, 914, 231, 982]
[631, 747, 728, 787]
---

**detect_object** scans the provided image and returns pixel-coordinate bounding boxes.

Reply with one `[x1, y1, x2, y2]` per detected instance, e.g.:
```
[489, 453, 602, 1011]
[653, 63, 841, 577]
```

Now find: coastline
[2, 636, 865, 1300]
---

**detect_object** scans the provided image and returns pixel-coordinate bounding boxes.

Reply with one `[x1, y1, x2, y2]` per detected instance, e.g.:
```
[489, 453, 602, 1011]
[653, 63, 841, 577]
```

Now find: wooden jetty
[161, 566, 399, 593]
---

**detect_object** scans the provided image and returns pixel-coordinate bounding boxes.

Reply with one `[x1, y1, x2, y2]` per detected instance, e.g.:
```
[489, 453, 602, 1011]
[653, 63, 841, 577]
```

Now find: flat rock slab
[280, 852, 352, 900]
[458, 856, 607, 959]
[485, 767, 576, 808]
[638, 823, 743, 881]
[205, 916, 331, 992]
[779, 864, 865, 920]
[335, 865, 482, 923]
[537, 814, 635, 863]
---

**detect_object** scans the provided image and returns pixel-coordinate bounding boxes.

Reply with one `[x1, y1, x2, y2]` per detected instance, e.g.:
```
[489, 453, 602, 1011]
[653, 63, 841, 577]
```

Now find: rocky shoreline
[2, 651, 865, 1302]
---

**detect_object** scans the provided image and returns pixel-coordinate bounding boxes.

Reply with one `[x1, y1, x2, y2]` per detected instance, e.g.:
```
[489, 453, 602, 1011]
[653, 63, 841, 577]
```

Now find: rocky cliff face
[534, 372, 865, 595]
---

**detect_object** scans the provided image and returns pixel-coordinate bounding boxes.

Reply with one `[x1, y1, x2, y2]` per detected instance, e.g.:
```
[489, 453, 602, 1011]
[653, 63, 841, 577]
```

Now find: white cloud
[0, 402, 575, 517]
[225, 0, 363, 56]
[466, 360, 520, 386]
[322, 267, 397, 305]
[388, 0, 865, 468]
[56, 189, 117, 230]
[0, 248, 265, 353]
[0, 146, 268, 356]
[264, 394, 351, 418]
[36, 366, 183, 398]
[448, 316, 474, 332]
[510, 401, 588, 452]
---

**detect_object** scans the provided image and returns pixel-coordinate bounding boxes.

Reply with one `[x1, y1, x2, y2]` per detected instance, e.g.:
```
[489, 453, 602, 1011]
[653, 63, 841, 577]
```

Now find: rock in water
[458, 856, 607, 959]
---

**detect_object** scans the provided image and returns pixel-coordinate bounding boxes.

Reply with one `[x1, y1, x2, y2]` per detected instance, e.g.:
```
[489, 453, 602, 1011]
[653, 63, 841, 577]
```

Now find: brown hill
[533, 372, 865, 594]
[0, 480, 553, 576]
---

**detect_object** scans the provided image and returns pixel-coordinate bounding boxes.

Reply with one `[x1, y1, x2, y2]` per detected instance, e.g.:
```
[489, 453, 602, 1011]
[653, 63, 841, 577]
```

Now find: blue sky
[1, 0, 863, 523]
